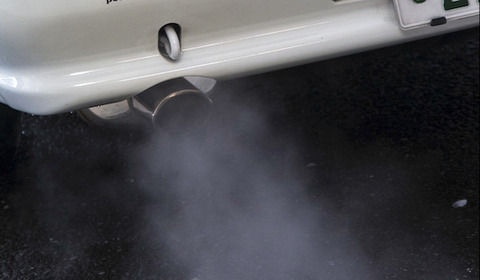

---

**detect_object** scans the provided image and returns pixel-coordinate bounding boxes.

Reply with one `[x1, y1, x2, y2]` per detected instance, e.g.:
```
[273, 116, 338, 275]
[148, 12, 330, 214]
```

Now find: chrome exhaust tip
[79, 76, 215, 132]
[152, 89, 212, 132]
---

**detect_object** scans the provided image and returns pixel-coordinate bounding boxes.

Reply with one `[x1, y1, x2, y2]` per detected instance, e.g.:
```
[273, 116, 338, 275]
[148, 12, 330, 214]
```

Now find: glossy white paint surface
[0, 0, 478, 114]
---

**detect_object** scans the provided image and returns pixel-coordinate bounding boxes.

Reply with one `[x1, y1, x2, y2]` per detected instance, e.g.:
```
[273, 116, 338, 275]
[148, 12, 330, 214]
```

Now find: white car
[0, 0, 478, 130]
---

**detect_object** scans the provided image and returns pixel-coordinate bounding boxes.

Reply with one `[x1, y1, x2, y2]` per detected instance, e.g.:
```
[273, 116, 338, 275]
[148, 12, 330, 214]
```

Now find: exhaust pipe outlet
[132, 77, 214, 132]
[78, 76, 215, 132]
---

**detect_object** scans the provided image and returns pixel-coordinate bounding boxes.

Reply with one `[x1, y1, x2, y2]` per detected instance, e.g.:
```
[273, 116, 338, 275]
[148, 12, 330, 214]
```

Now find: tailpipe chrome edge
[78, 76, 215, 132]
[133, 76, 214, 132]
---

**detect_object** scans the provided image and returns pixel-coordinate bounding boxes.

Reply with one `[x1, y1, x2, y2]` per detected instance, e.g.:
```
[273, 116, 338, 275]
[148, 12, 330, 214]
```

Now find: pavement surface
[0, 28, 478, 280]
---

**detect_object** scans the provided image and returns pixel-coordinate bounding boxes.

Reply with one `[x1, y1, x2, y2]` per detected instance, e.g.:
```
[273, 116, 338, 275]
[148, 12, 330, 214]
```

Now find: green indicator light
[444, 0, 469, 10]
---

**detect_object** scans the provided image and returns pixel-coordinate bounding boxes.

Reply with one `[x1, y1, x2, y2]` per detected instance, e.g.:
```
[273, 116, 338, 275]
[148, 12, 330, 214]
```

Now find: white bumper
[0, 0, 478, 114]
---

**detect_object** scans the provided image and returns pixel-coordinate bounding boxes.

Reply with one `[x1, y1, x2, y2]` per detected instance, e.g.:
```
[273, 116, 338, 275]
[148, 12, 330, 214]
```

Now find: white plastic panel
[0, 0, 478, 114]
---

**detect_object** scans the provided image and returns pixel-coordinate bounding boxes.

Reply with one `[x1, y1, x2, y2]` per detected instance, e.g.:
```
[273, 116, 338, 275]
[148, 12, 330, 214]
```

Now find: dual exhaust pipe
[79, 76, 215, 132]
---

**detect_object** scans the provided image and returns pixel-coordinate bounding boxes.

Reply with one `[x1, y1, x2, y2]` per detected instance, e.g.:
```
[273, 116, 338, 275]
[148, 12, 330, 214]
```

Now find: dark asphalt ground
[0, 28, 478, 280]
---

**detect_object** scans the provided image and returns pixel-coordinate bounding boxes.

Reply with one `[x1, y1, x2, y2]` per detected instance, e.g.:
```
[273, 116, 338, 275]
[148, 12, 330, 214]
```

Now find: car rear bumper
[0, 0, 478, 114]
